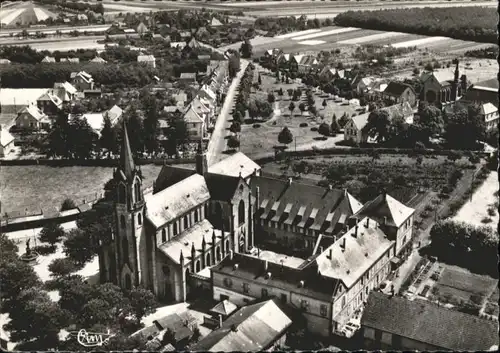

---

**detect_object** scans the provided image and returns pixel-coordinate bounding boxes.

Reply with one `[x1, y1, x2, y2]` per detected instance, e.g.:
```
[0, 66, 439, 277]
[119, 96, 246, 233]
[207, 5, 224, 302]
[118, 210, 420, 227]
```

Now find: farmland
[0, 165, 162, 214]
[238, 68, 358, 158]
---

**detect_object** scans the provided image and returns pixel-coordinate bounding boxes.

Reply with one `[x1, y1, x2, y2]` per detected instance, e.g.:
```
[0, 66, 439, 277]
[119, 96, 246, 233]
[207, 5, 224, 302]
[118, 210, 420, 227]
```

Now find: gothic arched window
[194, 209, 199, 223]
[124, 274, 132, 290]
[238, 200, 245, 226]
[118, 184, 126, 204]
[206, 253, 211, 267]
[162, 229, 167, 243]
[184, 215, 189, 229]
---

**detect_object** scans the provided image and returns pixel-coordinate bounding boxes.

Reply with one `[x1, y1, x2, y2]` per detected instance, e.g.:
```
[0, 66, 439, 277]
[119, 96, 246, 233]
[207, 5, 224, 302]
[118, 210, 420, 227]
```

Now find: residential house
[381, 82, 417, 107]
[461, 78, 498, 108]
[41, 56, 56, 63]
[210, 17, 223, 27]
[131, 311, 197, 350]
[136, 22, 149, 35]
[198, 85, 217, 106]
[361, 292, 499, 351]
[138, 55, 156, 68]
[53, 81, 78, 102]
[211, 214, 400, 336]
[191, 299, 292, 352]
[291, 55, 319, 74]
[15, 104, 50, 130]
[179, 73, 197, 85]
[36, 91, 63, 116]
[76, 14, 88, 22]
[344, 112, 370, 144]
[69, 105, 122, 136]
[379, 102, 415, 125]
[198, 54, 211, 61]
[319, 66, 339, 82]
[183, 106, 205, 139]
[179, 31, 191, 40]
[250, 177, 363, 253]
[187, 38, 201, 50]
[90, 57, 107, 64]
[0, 59, 11, 65]
[0, 88, 50, 115]
[70, 71, 95, 91]
[480, 102, 499, 131]
[0, 126, 15, 158]
[105, 104, 124, 124]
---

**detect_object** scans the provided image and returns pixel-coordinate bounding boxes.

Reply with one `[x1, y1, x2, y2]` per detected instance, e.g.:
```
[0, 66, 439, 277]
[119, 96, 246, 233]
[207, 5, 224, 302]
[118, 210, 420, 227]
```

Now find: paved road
[207, 59, 250, 166]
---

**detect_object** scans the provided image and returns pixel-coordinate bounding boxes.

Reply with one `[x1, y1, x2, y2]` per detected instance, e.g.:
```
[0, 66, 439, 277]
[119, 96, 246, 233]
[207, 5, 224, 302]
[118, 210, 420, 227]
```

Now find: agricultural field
[0, 165, 162, 214]
[428, 263, 498, 315]
[238, 69, 358, 158]
[259, 153, 474, 203]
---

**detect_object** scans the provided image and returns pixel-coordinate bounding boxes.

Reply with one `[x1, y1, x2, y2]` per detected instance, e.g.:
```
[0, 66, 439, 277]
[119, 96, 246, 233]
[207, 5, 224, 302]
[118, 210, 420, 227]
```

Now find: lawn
[429, 264, 498, 309]
[239, 70, 357, 157]
[260, 154, 473, 203]
[0, 165, 163, 214]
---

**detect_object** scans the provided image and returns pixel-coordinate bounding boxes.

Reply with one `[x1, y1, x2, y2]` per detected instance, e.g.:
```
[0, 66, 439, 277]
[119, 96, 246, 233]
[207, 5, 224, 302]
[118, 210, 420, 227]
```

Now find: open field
[245, 26, 493, 57]
[0, 165, 162, 214]
[453, 171, 499, 228]
[239, 69, 357, 158]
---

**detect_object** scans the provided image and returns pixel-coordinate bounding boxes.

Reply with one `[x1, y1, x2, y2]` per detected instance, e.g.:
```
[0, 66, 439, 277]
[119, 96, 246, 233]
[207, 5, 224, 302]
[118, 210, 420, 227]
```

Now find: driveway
[207, 59, 249, 166]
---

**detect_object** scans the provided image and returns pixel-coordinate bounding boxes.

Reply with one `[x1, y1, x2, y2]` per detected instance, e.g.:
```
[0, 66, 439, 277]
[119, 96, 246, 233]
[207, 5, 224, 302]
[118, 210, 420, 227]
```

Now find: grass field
[430, 264, 498, 307]
[239, 70, 356, 157]
[0, 165, 163, 214]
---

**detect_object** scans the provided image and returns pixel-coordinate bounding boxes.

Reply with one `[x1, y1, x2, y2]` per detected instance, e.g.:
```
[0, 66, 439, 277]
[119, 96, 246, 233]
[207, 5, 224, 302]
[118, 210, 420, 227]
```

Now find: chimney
[383, 216, 387, 225]
[219, 314, 223, 329]
[366, 218, 369, 228]
[229, 250, 234, 260]
[266, 272, 272, 279]
[340, 238, 346, 251]
[264, 260, 268, 271]
[353, 225, 358, 238]
[288, 177, 293, 186]
[153, 320, 163, 331]
[233, 263, 239, 270]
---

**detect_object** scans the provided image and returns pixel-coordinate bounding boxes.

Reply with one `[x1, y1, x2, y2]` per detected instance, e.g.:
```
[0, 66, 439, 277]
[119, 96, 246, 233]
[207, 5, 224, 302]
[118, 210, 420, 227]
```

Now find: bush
[299, 123, 308, 127]
[33, 244, 57, 255]
[48, 258, 78, 278]
[253, 123, 261, 128]
[311, 127, 318, 132]
[481, 217, 492, 224]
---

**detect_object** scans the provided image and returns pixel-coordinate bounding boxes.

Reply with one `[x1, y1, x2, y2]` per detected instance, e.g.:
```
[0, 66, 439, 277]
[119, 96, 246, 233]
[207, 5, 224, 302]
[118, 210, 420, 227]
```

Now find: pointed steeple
[120, 120, 135, 180]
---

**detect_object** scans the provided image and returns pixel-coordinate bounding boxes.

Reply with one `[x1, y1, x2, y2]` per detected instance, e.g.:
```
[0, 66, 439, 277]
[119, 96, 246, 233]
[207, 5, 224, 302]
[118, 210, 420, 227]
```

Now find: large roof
[154, 165, 196, 193]
[212, 252, 337, 301]
[350, 112, 370, 130]
[145, 173, 210, 228]
[158, 218, 225, 265]
[0, 128, 15, 148]
[183, 107, 204, 124]
[354, 193, 414, 228]
[316, 217, 394, 288]
[383, 81, 414, 97]
[473, 78, 499, 90]
[481, 102, 498, 116]
[208, 152, 261, 177]
[250, 176, 362, 236]
[132, 311, 196, 342]
[205, 173, 243, 202]
[192, 299, 292, 351]
[18, 105, 47, 122]
[362, 292, 499, 351]
[210, 299, 238, 317]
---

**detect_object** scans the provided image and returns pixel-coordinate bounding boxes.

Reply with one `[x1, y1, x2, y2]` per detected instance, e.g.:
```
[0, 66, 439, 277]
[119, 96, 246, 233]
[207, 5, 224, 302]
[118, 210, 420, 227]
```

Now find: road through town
[207, 59, 249, 166]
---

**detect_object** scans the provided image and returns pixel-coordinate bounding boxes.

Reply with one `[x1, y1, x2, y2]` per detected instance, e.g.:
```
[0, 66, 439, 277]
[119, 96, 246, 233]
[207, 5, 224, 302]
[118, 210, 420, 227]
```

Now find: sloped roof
[71, 71, 93, 83]
[379, 102, 414, 120]
[205, 173, 242, 202]
[183, 107, 204, 124]
[350, 112, 370, 131]
[154, 165, 196, 192]
[316, 217, 394, 288]
[0, 128, 15, 147]
[362, 292, 500, 351]
[18, 105, 46, 122]
[473, 78, 499, 90]
[480, 102, 498, 116]
[90, 57, 107, 63]
[210, 17, 223, 27]
[158, 219, 225, 265]
[208, 152, 260, 178]
[132, 311, 196, 342]
[192, 299, 292, 351]
[180, 72, 196, 79]
[0, 59, 11, 64]
[250, 177, 361, 236]
[41, 56, 55, 63]
[145, 173, 210, 228]
[138, 55, 155, 62]
[384, 81, 414, 96]
[106, 105, 123, 123]
[354, 193, 414, 228]
[211, 299, 238, 317]
[54, 81, 77, 95]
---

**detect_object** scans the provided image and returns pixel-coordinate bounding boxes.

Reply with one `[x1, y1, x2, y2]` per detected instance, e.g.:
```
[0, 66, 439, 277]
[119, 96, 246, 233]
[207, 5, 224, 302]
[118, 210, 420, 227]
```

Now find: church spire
[195, 138, 208, 176]
[120, 120, 135, 180]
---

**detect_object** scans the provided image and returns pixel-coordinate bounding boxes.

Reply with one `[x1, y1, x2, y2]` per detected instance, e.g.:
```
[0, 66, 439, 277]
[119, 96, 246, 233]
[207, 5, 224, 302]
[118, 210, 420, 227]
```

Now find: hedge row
[0, 157, 194, 167]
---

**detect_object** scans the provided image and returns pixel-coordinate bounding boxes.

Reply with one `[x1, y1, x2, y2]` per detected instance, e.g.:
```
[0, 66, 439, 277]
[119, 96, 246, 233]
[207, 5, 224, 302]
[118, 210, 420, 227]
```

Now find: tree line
[35, 0, 104, 15]
[334, 7, 497, 44]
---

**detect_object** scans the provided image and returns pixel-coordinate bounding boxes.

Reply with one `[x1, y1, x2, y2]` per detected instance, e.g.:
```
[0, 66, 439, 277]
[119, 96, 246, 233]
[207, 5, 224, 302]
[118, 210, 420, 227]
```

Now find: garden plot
[453, 171, 498, 228]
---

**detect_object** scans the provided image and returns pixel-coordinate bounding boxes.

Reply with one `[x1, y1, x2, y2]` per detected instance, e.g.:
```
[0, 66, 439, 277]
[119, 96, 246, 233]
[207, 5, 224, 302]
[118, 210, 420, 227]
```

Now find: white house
[137, 54, 156, 68]
[0, 126, 15, 158]
[480, 102, 499, 131]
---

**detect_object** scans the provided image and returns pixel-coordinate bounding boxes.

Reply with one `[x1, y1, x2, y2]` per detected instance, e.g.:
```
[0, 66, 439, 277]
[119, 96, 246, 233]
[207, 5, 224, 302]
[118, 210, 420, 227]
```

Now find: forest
[334, 7, 496, 44]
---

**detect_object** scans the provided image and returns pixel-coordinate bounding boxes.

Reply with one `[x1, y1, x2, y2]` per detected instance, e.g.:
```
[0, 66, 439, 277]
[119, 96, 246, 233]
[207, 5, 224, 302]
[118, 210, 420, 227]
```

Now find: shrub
[33, 244, 57, 255]
[48, 258, 77, 278]
[481, 217, 492, 224]
[253, 123, 261, 128]
[299, 123, 308, 127]
[487, 207, 496, 216]
[61, 198, 76, 211]
[311, 127, 318, 132]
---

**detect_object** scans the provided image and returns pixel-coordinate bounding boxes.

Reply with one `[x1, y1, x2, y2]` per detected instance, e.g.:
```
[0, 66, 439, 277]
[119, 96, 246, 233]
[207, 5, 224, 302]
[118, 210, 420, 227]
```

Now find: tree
[417, 104, 444, 142]
[298, 102, 306, 116]
[331, 113, 341, 133]
[167, 115, 189, 152]
[233, 110, 243, 123]
[278, 87, 284, 98]
[228, 53, 241, 78]
[80, 298, 116, 328]
[288, 102, 295, 116]
[39, 222, 65, 246]
[6, 288, 69, 350]
[287, 88, 293, 99]
[123, 109, 145, 155]
[258, 73, 262, 85]
[444, 104, 486, 150]
[227, 135, 240, 150]
[338, 112, 349, 128]
[47, 108, 70, 158]
[63, 228, 97, 266]
[278, 126, 293, 146]
[229, 121, 241, 134]
[60, 198, 76, 211]
[364, 109, 391, 142]
[68, 115, 98, 159]
[48, 258, 77, 278]
[239, 40, 252, 59]
[127, 287, 157, 322]
[292, 160, 311, 176]
[100, 115, 117, 156]
[322, 99, 327, 109]
[267, 92, 275, 103]
[142, 94, 160, 154]
[318, 122, 331, 137]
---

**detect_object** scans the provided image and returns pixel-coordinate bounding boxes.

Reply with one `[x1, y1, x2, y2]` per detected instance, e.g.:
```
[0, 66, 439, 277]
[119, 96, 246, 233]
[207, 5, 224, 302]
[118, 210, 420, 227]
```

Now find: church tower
[112, 120, 147, 290]
[195, 139, 208, 176]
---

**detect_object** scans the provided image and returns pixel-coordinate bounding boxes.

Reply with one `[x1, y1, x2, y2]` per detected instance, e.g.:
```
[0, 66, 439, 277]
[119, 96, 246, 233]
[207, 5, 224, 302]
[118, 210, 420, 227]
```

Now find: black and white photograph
[0, 0, 498, 351]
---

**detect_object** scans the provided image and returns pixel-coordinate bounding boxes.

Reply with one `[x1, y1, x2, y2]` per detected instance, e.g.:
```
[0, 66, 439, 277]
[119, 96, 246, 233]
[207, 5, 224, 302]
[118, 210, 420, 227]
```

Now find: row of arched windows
[159, 206, 204, 244]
